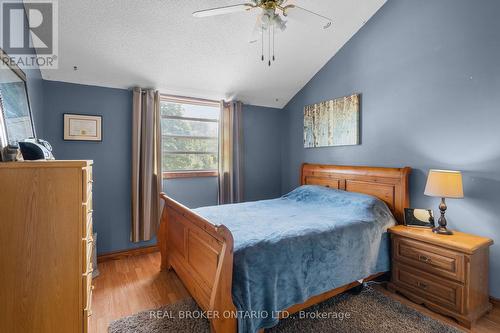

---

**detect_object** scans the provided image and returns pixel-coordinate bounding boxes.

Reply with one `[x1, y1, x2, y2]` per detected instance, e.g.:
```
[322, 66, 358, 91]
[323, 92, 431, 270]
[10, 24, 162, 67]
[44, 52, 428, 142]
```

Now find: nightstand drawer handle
[417, 282, 428, 289]
[418, 255, 432, 263]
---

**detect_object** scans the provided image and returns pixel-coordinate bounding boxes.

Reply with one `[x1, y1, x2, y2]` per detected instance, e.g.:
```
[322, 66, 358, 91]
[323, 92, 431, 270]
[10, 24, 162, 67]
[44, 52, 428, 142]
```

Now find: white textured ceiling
[41, 0, 386, 108]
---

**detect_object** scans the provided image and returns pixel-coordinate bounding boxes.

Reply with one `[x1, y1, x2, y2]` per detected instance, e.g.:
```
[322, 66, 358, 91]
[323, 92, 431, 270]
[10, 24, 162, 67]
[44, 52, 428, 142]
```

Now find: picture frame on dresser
[404, 208, 435, 228]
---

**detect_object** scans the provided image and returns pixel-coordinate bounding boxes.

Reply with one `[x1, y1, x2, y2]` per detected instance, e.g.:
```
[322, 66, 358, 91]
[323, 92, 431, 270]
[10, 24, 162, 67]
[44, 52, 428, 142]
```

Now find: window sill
[163, 171, 219, 179]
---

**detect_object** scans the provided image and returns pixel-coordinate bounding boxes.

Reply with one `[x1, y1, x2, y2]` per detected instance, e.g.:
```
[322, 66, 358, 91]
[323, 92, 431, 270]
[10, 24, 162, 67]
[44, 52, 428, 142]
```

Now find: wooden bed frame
[158, 164, 411, 333]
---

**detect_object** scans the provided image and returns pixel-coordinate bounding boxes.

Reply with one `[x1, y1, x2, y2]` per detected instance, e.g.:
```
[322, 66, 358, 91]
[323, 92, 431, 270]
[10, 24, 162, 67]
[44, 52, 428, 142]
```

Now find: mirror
[0, 48, 35, 147]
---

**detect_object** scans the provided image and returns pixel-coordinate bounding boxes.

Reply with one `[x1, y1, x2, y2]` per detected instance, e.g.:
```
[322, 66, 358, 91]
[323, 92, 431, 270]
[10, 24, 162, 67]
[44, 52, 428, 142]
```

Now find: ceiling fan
[193, 1, 333, 66]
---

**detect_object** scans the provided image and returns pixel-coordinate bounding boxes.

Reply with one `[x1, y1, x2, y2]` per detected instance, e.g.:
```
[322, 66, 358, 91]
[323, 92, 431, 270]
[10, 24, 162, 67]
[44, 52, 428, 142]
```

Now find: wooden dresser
[388, 225, 493, 328]
[0, 161, 94, 333]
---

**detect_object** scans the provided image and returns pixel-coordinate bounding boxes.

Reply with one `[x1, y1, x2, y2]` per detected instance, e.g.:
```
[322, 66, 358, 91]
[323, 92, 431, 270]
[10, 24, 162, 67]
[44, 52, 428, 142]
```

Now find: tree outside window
[161, 98, 220, 176]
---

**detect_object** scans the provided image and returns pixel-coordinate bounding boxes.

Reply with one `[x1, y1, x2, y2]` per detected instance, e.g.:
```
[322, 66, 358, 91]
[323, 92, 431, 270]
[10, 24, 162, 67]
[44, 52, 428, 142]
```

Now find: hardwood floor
[91, 252, 500, 333]
[90, 252, 190, 333]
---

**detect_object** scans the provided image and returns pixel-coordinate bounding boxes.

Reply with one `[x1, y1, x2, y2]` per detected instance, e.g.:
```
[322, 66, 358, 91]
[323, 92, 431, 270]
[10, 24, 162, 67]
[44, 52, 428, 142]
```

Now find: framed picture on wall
[63, 114, 102, 141]
[304, 93, 360, 148]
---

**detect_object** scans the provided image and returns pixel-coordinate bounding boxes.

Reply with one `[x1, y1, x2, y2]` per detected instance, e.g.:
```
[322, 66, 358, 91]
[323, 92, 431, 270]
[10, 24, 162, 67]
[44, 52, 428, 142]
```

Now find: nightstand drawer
[389, 225, 493, 328]
[393, 263, 464, 313]
[393, 236, 465, 282]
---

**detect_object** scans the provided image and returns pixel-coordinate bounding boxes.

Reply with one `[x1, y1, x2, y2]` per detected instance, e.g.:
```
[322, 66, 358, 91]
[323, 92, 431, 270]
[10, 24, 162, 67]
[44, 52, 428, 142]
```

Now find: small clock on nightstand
[387, 225, 493, 328]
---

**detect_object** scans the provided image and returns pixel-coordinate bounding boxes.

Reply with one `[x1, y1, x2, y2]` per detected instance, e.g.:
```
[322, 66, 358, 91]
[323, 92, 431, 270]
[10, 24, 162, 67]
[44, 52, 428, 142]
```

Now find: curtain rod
[133, 88, 224, 106]
[160, 93, 221, 107]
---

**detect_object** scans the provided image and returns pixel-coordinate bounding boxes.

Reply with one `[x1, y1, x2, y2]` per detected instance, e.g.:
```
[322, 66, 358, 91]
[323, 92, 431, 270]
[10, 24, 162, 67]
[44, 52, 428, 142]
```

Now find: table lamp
[424, 169, 464, 235]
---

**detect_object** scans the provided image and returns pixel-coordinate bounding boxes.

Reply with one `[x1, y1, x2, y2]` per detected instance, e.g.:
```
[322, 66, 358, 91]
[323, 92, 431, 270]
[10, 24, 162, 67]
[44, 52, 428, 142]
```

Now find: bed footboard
[158, 193, 237, 333]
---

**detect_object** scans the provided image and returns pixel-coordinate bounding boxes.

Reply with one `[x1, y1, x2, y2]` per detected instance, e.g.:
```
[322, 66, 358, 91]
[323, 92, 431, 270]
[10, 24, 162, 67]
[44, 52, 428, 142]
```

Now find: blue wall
[281, 0, 500, 297]
[42, 81, 156, 254]
[243, 105, 282, 201]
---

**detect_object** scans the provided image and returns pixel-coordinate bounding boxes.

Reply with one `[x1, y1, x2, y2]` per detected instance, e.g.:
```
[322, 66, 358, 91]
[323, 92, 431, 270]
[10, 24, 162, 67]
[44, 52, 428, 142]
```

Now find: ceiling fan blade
[283, 5, 333, 29]
[193, 3, 254, 18]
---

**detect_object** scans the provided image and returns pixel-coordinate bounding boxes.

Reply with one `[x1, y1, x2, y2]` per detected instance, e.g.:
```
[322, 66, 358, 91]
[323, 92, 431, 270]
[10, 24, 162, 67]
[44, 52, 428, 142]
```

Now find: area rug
[109, 287, 463, 333]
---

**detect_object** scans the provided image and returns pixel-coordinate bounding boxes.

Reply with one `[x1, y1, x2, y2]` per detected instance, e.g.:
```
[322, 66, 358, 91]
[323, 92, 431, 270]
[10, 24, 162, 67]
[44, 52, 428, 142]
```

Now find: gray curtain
[131, 88, 161, 242]
[218, 101, 244, 204]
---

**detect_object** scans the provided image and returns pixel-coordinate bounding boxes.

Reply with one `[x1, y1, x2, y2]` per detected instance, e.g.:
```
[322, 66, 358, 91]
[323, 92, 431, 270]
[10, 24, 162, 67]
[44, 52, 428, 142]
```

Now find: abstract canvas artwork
[304, 94, 360, 148]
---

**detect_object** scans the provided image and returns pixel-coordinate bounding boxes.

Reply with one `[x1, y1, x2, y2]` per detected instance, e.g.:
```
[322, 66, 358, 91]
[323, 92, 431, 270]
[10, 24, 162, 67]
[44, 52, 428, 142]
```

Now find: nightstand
[387, 225, 493, 328]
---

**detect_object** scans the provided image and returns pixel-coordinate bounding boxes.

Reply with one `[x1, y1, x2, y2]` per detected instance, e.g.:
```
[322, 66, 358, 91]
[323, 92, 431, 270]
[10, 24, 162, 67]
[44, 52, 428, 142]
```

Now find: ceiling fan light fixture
[193, 0, 333, 66]
[258, 10, 286, 32]
[272, 14, 287, 31]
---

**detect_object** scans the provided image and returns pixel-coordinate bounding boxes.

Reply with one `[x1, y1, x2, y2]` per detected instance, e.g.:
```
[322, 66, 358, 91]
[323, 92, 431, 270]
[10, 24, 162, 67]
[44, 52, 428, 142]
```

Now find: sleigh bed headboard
[301, 164, 411, 224]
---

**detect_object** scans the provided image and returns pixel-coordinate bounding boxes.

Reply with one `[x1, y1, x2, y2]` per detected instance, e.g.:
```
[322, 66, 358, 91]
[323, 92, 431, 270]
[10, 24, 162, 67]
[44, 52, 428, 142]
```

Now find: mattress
[194, 185, 396, 333]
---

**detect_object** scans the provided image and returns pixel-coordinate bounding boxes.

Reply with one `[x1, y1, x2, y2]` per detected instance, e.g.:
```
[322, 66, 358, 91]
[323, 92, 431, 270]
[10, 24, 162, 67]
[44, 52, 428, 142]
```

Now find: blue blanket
[194, 185, 396, 333]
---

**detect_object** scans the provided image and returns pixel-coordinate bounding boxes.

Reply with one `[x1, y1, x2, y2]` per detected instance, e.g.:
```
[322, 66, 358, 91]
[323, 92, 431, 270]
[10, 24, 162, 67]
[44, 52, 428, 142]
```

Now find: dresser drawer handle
[418, 255, 432, 263]
[417, 281, 428, 289]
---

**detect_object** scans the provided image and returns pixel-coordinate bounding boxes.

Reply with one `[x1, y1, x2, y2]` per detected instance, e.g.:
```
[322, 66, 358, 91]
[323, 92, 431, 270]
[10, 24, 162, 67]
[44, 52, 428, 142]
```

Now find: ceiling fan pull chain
[268, 25, 271, 66]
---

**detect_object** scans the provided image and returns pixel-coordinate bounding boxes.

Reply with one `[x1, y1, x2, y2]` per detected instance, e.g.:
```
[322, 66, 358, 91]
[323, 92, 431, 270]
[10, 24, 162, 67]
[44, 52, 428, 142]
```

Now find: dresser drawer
[82, 167, 93, 203]
[85, 287, 93, 333]
[87, 165, 93, 183]
[82, 236, 93, 273]
[83, 191, 93, 217]
[393, 236, 465, 282]
[83, 307, 92, 333]
[84, 210, 93, 241]
[82, 204, 93, 237]
[85, 188, 93, 211]
[393, 263, 464, 313]
[83, 314, 89, 333]
[86, 213, 93, 241]
[82, 271, 93, 312]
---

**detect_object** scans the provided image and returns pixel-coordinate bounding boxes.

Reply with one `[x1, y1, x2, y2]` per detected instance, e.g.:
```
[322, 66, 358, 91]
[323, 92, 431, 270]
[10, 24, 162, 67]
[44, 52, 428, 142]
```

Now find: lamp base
[432, 197, 453, 235]
[432, 225, 453, 235]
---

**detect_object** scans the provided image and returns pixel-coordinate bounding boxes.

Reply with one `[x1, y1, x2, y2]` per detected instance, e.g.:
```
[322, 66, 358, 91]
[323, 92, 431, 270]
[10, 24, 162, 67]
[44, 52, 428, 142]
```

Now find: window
[160, 96, 220, 178]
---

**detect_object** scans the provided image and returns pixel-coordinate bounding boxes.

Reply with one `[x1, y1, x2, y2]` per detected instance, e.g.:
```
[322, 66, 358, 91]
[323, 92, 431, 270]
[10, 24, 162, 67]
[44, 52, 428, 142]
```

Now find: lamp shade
[424, 169, 464, 198]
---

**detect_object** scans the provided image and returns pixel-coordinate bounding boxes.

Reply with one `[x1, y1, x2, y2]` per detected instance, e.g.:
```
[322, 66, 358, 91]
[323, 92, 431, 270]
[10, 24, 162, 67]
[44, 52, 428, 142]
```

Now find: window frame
[160, 95, 221, 179]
